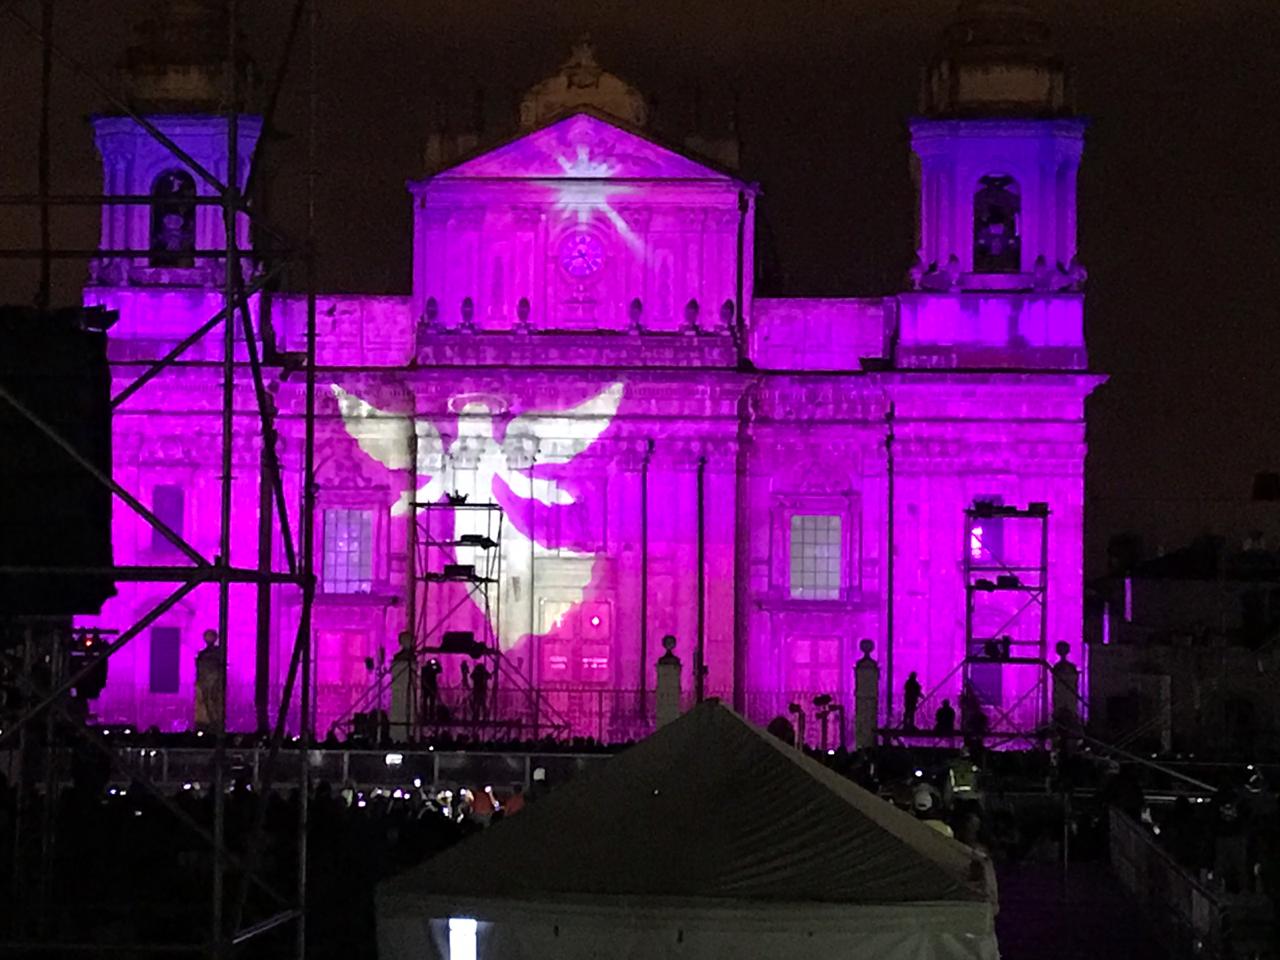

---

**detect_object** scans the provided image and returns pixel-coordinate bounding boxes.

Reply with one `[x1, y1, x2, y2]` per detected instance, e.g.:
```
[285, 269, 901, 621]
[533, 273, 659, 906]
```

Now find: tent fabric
[378, 903, 998, 960]
[377, 702, 999, 959]
[382, 701, 989, 904]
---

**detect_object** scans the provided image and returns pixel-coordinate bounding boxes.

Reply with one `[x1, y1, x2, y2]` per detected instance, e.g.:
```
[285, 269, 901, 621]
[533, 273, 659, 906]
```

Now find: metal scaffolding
[898, 502, 1054, 745]
[961, 502, 1052, 733]
[415, 498, 570, 740]
[0, 1, 320, 956]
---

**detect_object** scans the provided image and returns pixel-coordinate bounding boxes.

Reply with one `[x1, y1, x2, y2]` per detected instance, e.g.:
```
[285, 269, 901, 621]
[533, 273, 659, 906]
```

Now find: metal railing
[0, 744, 611, 794]
[1110, 807, 1228, 958]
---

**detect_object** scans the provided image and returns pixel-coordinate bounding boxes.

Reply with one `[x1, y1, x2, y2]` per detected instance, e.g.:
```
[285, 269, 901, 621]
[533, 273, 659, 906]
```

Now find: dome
[518, 37, 648, 129]
[120, 0, 256, 113]
[921, 1, 1071, 117]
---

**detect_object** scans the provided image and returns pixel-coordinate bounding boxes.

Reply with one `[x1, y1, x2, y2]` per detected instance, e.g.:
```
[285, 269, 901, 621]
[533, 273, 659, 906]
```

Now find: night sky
[2, 0, 1278, 574]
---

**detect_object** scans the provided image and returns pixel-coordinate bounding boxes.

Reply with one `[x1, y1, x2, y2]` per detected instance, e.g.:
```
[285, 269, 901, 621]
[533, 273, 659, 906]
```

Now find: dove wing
[502, 382, 624, 464]
[331, 384, 443, 474]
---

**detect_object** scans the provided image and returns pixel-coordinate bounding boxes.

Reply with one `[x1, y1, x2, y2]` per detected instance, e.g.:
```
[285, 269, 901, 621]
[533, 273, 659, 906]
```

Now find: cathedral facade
[81, 4, 1101, 741]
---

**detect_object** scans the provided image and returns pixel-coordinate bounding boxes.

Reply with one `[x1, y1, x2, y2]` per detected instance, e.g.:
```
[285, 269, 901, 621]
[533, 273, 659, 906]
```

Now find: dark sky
[2, 0, 1279, 574]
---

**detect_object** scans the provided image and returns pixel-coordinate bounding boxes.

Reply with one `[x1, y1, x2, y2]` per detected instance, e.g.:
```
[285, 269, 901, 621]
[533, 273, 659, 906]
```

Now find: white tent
[377, 702, 999, 960]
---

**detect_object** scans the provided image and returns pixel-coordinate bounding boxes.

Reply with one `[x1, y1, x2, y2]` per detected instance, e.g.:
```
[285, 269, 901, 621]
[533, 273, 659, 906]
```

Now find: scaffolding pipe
[36, 0, 51, 309]
[695, 455, 707, 703]
[0, 579, 201, 747]
[297, 3, 319, 953]
[3, 3, 288, 247]
[111, 263, 282, 409]
[211, 3, 240, 953]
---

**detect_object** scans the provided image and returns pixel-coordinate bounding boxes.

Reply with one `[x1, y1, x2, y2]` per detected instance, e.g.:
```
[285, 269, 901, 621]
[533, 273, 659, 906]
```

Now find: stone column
[655, 634, 682, 729]
[1051, 640, 1080, 730]
[854, 638, 879, 750]
[389, 630, 417, 743]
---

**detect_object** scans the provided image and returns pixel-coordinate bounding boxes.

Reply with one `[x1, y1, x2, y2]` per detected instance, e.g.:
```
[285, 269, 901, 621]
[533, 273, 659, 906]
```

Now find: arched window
[973, 174, 1021, 273]
[149, 169, 196, 268]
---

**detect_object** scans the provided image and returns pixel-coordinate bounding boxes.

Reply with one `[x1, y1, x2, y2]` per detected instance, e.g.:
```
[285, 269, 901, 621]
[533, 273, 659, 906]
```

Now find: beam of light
[551, 147, 643, 254]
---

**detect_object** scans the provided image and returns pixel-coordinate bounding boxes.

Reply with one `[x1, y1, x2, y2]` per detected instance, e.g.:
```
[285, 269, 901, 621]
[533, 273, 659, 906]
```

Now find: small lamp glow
[449, 917, 478, 960]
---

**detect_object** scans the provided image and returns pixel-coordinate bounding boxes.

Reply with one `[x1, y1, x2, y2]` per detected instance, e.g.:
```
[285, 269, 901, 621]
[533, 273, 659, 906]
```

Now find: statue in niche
[973, 174, 1021, 273]
[460, 296, 475, 331]
[149, 170, 197, 269]
[628, 297, 644, 334]
[682, 298, 700, 335]
[514, 296, 532, 332]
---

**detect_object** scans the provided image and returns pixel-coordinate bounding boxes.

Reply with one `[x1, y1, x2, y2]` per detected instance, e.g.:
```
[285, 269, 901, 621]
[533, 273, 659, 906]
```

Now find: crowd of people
[3, 715, 1278, 957]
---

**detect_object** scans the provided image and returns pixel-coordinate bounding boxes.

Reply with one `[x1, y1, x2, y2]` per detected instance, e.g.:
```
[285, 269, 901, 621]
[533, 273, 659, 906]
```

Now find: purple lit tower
[81, 2, 1103, 741]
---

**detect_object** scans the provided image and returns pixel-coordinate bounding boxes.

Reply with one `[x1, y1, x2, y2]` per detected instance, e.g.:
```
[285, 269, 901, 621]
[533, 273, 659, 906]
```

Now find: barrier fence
[1109, 807, 1228, 958]
[90, 683, 857, 747]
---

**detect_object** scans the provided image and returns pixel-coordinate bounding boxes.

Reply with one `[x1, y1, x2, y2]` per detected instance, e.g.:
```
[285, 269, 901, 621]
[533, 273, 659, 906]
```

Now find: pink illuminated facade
[80, 6, 1102, 741]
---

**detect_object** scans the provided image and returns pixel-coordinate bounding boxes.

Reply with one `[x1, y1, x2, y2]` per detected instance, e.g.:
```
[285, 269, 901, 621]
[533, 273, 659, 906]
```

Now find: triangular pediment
[436, 111, 741, 182]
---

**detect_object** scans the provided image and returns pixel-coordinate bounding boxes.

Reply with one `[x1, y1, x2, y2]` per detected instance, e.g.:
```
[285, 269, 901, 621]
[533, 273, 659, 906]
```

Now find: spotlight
[385, 752, 404, 767]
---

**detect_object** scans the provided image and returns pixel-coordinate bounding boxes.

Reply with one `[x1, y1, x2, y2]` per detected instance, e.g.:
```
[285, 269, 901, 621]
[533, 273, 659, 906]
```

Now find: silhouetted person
[1213, 785, 1249, 894]
[935, 698, 956, 734]
[420, 658, 442, 723]
[903, 672, 922, 730]
[960, 682, 989, 751]
[470, 662, 491, 720]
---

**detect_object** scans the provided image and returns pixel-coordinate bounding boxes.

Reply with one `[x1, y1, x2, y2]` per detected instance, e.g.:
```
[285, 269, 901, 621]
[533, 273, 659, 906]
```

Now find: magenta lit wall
[78, 110, 1101, 742]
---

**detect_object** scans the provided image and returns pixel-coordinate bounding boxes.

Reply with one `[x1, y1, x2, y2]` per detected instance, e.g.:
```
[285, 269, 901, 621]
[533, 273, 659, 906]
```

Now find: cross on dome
[519, 37, 648, 129]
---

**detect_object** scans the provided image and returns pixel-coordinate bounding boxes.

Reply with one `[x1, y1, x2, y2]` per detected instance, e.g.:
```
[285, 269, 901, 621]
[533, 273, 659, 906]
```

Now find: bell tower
[909, 1, 1086, 291]
[90, 0, 261, 289]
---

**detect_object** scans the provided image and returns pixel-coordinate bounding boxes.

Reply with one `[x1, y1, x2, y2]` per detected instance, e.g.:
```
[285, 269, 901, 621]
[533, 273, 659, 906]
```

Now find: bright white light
[915, 769, 924, 778]
[385, 752, 404, 767]
[551, 148, 642, 251]
[827, 749, 836, 756]
[413, 777, 423, 788]
[969, 525, 984, 560]
[449, 918, 478, 960]
[589, 615, 601, 627]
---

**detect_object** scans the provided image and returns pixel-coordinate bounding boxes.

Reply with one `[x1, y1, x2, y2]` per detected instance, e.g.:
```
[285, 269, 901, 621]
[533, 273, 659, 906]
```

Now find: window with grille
[322, 508, 373, 594]
[789, 514, 843, 600]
